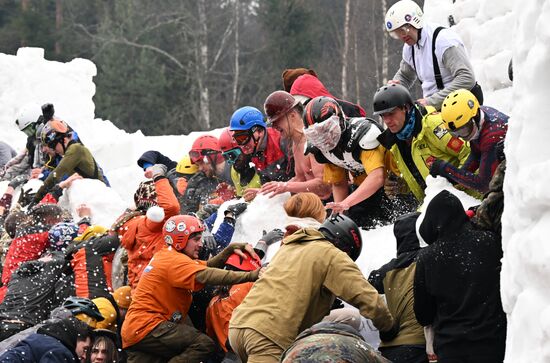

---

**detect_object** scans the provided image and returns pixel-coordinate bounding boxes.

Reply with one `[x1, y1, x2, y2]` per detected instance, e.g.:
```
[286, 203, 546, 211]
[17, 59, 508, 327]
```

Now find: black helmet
[62, 296, 105, 321]
[372, 84, 413, 116]
[303, 96, 344, 128]
[319, 214, 362, 261]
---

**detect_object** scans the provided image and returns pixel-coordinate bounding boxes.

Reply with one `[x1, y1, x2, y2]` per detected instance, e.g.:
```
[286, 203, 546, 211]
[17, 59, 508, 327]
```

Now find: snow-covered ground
[0, 0, 547, 360]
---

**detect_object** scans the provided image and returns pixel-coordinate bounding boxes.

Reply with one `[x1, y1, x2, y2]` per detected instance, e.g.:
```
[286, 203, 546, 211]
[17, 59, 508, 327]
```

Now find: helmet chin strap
[251, 128, 265, 155]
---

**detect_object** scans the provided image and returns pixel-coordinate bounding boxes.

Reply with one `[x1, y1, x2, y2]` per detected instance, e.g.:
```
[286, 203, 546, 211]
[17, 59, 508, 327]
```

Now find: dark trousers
[379, 345, 428, 363]
[126, 321, 216, 363]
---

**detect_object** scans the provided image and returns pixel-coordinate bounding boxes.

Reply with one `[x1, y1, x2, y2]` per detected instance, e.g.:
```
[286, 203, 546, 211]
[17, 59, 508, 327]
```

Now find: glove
[224, 203, 248, 219]
[41, 103, 55, 122]
[216, 182, 236, 201]
[8, 174, 29, 189]
[18, 188, 36, 207]
[259, 228, 284, 246]
[202, 231, 218, 251]
[429, 159, 446, 178]
[379, 321, 400, 342]
[384, 175, 408, 198]
[495, 139, 505, 162]
[196, 203, 220, 220]
[149, 164, 167, 179]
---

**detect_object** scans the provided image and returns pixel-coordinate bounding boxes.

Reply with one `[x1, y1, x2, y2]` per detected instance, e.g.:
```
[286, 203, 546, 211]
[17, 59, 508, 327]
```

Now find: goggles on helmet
[449, 118, 476, 139]
[389, 24, 412, 40]
[303, 116, 342, 152]
[189, 149, 221, 164]
[222, 147, 242, 165]
[232, 126, 262, 146]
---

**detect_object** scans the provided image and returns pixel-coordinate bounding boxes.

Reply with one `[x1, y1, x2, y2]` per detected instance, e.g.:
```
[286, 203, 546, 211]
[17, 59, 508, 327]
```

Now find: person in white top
[385, 0, 482, 110]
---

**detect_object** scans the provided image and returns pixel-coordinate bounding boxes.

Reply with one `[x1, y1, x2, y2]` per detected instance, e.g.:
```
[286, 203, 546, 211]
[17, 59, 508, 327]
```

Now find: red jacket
[290, 74, 366, 117]
[120, 177, 180, 291]
[0, 228, 50, 302]
[251, 128, 294, 183]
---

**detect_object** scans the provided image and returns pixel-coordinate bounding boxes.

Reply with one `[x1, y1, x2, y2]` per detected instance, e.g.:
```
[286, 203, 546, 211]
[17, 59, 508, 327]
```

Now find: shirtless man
[261, 91, 332, 200]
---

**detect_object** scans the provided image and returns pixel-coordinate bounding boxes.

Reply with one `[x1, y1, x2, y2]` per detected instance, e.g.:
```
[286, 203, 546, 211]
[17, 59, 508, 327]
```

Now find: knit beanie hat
[48, 222, 79, 251]
[112, 286, 132, 310]
[282, 68, 317, 92]
[92, 297, 117, 331]
[134, 180, 157, 211]
[74, 225, 108, 242]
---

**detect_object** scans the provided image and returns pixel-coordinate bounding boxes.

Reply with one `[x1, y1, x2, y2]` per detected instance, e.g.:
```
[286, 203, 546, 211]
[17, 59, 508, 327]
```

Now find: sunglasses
[189, 149, 220, 164]
[222, 148, 242, 164]
[232, 126, 262, 146]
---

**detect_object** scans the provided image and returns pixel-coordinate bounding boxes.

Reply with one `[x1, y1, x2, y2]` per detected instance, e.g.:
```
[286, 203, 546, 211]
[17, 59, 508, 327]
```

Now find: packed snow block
[0, 47, 97, 151]
[229, 193, 290, 254]
[58, 178, 127, 229]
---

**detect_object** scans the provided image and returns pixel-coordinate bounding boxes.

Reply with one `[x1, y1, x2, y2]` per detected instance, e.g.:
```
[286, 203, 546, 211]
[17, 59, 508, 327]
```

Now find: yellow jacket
[379, 107, 470, 201]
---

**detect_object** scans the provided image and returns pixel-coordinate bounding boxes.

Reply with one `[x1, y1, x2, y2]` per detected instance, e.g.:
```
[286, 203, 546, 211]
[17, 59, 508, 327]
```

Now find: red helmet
[264, 90, 300, 125]
[218, 128, 238, 152]
[225, 250, 261, 271]
[163, 215, 205, 252]
[191, 135, 221, 153]
[189, 135, 222, 164]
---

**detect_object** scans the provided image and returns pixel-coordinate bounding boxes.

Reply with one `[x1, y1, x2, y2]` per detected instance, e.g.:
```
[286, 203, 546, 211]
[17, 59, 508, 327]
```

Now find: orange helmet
[163, 215, 205, 251]
[218, 128, 238, 152]
[189, 135, 223, 164]
[225, 250, 261, 271]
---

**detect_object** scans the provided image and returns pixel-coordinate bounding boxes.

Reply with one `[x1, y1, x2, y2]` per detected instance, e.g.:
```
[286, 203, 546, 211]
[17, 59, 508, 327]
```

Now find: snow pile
[499, 1, 550, 361]
[424, 0, 514, 114]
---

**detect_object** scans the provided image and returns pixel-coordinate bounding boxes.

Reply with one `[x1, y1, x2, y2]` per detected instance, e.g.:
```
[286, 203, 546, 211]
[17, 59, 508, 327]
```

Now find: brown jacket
[229, 228, 394, 349]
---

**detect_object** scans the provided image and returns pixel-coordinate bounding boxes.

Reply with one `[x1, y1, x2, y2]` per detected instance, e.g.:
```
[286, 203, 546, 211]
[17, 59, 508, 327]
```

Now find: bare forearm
[342, 168, 384, 208]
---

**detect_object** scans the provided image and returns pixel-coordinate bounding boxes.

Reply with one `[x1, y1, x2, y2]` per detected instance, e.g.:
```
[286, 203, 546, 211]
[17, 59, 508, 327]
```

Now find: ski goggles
[449, 119, 475, 139]
[303, 116, 342, 152]
[222, 147, 242, 165]
[189, 149, 221, 164]
[232, 126, 262, 146]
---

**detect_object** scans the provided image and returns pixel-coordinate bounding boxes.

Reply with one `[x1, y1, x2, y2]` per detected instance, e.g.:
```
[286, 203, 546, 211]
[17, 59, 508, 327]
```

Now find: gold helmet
[176, 155, 199, 175]
[441, 89, 480, 131]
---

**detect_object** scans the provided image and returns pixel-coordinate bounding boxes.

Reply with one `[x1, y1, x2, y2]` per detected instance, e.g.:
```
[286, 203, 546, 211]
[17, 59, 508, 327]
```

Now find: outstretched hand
[325, 201, 350, 214]
[260, 181, 288, 198]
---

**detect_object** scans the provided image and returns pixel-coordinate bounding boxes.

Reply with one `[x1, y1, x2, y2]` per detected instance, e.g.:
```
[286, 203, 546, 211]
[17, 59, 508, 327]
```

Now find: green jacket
[230, 166, 261, 197]
[229, 227, 394, 350]
[379, 107, 470, 201]
[34, 142, 105, 202]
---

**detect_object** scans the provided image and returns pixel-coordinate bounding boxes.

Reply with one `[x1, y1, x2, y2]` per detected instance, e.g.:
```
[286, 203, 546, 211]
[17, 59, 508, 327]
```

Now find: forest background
[1, 0, 429, 135]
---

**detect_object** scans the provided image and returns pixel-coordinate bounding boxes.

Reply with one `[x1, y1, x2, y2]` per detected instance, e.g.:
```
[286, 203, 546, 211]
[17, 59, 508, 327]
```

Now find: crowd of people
[0, 0, 511, 362]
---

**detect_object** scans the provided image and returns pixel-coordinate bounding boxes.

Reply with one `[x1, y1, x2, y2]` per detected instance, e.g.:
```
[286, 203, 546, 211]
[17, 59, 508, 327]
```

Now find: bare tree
[55, 0, 63, 55]
[232, 0, 240, 108]
[341, 0, 351, 99]
[381, 0, 389, 84]
[197, 0, 211, 129]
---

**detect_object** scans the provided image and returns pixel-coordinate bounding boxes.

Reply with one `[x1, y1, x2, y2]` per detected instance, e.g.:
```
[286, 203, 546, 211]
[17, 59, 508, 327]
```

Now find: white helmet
[15, 103, 42, 131]
[385, 0, 424, 32]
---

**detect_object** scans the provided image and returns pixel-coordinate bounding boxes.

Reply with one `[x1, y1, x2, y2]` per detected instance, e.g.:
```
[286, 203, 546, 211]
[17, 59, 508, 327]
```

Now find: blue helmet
[49, 222, 79, 251]
[229, 106, 266, 131]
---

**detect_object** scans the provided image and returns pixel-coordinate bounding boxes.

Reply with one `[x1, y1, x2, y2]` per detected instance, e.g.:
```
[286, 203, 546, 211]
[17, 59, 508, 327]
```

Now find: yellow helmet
[176, 155, 199, 175]
[441, 89, 480, 130]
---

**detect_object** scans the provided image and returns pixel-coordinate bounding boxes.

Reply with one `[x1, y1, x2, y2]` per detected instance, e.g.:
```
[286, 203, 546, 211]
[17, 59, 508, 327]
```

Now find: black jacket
[414, 190, 506, 360]
[0, 252, 69, 325]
